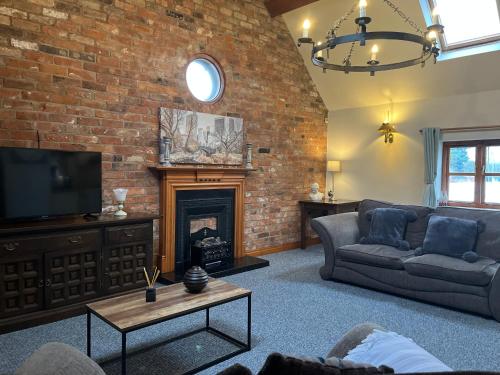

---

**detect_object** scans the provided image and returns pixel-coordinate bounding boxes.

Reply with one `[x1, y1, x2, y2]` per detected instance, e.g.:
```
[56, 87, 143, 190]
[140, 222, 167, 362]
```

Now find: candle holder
[113, 188, 128, 217]
[162, 137, 172, 166]
[245, 143, 253, 169]
[159, 136, 166, 164]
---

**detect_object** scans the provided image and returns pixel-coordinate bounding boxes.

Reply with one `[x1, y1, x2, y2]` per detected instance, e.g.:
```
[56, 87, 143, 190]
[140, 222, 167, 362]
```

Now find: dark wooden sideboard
[299, 200, 360, 249]
[0, 213, 158, 333]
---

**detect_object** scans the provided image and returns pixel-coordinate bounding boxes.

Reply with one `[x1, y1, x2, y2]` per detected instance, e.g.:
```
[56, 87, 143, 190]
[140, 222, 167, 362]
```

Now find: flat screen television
[0, 147, 102, 220]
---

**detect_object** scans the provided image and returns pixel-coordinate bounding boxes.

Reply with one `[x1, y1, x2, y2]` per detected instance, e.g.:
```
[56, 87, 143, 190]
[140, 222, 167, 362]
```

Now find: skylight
[430, 0, 500, 50]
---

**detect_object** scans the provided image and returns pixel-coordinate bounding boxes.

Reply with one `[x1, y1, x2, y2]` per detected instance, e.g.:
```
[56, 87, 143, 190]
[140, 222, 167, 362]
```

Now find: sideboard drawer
[105, 224, 151, 245]
[46, 230, 100, 251]
[0, 236, 43, 257]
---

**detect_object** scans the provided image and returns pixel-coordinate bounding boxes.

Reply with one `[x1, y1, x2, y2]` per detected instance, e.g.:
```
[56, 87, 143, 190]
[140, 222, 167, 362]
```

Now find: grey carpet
[1, 245, 499, 374]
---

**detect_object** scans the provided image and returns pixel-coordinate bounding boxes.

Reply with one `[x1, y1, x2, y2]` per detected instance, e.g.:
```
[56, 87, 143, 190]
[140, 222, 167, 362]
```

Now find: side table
[299, 199, 360, 249]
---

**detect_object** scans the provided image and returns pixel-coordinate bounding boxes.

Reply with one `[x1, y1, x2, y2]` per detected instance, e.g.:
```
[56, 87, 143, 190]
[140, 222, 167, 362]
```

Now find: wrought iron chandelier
[298, 0, 444, 76]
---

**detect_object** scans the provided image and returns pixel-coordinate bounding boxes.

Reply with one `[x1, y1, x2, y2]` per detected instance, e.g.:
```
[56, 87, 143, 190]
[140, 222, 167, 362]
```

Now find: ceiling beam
[264, 0, 319, 18]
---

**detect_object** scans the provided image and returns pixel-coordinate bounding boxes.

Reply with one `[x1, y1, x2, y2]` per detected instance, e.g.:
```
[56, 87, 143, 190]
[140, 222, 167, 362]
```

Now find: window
[185, 56, 224, 103]
[420, 0, 500, 59]
[442, 140, 500, 208]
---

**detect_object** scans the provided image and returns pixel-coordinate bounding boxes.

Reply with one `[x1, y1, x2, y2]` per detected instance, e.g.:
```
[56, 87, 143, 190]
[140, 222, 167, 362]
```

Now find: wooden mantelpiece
[149, 166, 254, 273]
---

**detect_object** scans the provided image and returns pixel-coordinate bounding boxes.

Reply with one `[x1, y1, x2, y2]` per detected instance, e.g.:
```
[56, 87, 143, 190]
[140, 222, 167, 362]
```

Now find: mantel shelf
[148, 165, 256, 174]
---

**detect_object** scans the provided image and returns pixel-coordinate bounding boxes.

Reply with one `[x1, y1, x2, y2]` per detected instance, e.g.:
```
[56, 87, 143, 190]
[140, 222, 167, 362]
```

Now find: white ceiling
[283, 0, 500, 111]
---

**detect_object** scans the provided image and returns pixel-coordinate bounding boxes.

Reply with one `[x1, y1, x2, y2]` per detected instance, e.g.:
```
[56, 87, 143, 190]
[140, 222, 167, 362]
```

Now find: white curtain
[422, 128, 441, 207]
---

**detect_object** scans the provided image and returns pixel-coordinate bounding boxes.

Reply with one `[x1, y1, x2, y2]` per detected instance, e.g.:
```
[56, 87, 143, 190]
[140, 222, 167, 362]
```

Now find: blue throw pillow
[415, 215, 484, 263]
[360, 208, 417, 250]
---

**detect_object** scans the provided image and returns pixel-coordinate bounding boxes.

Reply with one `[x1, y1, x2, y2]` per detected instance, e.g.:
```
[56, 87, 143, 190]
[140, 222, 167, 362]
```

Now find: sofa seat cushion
[403, 254, 497, 286]
[337, 244, 415, 270]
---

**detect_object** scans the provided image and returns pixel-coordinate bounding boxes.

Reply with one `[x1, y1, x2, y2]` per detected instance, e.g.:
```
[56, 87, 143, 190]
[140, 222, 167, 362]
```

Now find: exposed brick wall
[0, 0, 327, 253]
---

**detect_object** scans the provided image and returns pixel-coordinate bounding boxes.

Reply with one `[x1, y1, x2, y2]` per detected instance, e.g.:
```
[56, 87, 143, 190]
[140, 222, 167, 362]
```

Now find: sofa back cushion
[358, 200, 434, 249]
[436, 206, 500, 261]
[416, 215, 483, 262]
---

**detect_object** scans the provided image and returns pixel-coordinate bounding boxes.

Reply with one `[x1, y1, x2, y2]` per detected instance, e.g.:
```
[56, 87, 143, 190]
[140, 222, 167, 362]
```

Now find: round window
[186, 56, 224, 103]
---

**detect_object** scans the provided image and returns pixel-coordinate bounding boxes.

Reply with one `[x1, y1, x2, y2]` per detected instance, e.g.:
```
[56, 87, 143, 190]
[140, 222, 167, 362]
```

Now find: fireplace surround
[150, 166, 269, 282]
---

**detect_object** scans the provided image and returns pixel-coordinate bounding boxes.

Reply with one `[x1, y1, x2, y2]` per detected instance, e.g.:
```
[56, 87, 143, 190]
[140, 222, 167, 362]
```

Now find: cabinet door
[44, 234, 101, 309]
[0, 253, 44, 319]
[102, 242, 151, 294]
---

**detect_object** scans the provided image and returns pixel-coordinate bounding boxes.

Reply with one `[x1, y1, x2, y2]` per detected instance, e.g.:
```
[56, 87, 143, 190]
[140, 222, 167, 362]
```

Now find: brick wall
[0, 0, 327, 254]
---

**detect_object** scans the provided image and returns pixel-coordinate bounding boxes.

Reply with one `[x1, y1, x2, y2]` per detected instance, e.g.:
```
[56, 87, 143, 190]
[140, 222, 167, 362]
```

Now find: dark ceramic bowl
[183, 266, 208, 293]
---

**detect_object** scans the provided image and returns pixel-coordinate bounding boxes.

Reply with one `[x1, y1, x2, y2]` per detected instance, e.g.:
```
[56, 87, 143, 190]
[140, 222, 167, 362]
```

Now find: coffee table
[86, 278, 251, 375]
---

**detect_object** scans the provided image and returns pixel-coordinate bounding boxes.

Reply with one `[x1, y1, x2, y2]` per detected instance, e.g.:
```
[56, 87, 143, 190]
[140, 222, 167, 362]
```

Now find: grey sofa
[311, 199, 500, 321]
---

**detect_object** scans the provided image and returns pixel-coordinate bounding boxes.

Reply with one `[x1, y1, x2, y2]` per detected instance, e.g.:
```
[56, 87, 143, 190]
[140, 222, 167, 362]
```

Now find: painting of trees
[215, 124, 243, 156]
[159, 107, 185, 150]
[159, 108, 243, 165]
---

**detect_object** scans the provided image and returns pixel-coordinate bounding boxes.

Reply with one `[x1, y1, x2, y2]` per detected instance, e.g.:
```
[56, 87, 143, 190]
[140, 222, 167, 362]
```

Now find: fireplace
[150, 166, 269, 283]
[175, 189, 234, 273]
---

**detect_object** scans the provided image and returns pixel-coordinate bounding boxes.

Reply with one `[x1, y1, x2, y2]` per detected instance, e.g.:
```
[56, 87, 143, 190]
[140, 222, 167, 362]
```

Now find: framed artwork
[159, 108, 243, 165]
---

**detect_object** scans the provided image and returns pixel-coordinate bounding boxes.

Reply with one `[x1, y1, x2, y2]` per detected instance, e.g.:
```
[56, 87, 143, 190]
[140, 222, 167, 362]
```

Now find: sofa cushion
[416, 215, 483, 263]
[403, 254, 497, 286]
[358, 200, 433, 249]
[436, 206, 500, 261]
[338, 244, 415, 270]
[257, 352, 394, 375]
[360, 208, 417, 250]
[344, 329, 452, 373]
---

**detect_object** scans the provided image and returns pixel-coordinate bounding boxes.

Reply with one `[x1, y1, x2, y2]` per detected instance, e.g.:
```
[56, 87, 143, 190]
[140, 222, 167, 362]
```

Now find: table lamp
[113, 188, 128, 217]
[327, 160, 341, 201]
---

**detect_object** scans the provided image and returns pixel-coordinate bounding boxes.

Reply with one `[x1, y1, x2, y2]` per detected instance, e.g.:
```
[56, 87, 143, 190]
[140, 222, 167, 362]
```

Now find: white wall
[327, 89, 500, 205]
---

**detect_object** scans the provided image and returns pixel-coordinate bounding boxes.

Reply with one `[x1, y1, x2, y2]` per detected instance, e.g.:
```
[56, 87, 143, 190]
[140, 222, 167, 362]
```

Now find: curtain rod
[419, 125, 500, 133]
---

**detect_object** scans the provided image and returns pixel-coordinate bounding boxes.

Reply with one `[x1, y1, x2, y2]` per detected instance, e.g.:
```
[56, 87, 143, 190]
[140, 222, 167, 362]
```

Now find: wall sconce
[378, 122, 396, 143]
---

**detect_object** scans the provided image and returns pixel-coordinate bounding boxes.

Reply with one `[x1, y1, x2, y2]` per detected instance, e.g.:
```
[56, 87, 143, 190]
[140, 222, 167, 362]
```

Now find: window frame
[427, 0, 500, 51]
[421, 0, 500, 60]
[442, 139, 500, 209]
[185, 54, 225, 104]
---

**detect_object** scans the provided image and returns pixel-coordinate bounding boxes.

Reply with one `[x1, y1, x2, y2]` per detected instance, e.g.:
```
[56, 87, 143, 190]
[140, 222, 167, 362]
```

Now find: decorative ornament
[183, 266, 209, 293]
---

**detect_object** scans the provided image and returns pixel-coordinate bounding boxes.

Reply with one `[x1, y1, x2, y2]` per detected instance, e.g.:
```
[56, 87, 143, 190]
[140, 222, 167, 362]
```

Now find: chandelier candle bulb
[302, 19, 311, 38]
[371, 44, 379, 61]
[317, 41, 323, 58]
[359, 0, 367, 18]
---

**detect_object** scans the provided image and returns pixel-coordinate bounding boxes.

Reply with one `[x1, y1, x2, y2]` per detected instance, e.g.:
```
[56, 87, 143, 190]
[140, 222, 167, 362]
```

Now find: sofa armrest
[311, 212, 360, 280]
[15, 342, 105, 375]
[489, 265, 500, 321]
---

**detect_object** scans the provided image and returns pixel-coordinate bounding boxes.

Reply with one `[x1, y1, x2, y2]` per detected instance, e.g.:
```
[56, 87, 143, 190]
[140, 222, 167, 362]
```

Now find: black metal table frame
[86, 293, 251, 375]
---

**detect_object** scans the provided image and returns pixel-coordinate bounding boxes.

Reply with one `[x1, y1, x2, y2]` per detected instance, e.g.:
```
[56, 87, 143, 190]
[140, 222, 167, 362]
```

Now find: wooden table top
[87, 279, 251, 332]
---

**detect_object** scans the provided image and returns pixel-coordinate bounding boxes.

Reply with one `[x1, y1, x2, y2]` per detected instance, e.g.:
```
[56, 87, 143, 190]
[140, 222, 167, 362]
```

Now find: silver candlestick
[162, 137, 172, 166]
[245, 143, 253, 169]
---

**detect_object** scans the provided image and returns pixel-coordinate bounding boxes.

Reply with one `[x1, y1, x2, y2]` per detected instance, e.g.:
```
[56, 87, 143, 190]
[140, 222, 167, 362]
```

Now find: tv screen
[0, 147, 102, 220]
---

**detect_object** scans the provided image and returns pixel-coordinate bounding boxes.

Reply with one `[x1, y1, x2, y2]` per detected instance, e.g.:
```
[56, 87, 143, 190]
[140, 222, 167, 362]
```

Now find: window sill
[438, 41, 500, 62]
[443, 202, 500, 210]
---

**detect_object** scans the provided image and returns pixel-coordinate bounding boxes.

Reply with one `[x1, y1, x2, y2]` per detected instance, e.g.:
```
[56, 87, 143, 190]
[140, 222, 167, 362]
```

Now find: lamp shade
[327, 160, 341, 172]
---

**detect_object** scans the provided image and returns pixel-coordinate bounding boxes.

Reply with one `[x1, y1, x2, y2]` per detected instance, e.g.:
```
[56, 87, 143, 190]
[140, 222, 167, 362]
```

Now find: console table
[0, 213, 158, 333]
[299, 200, 360, 249]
